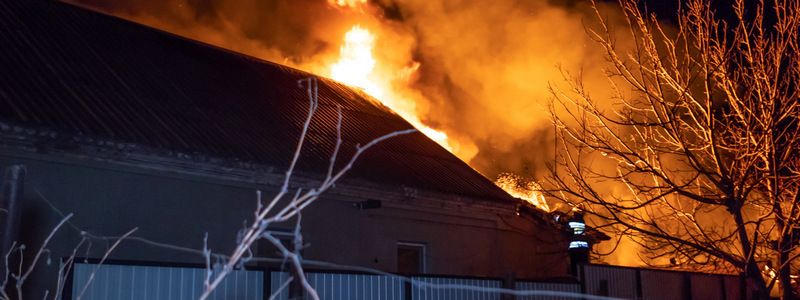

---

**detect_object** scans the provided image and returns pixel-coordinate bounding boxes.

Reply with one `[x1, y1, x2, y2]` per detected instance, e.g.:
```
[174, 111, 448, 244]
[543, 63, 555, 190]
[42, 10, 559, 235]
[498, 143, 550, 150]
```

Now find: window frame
[396, 241, 427, 274]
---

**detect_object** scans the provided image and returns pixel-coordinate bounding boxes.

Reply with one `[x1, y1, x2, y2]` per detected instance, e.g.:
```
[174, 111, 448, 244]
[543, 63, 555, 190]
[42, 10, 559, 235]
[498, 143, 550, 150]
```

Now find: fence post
[579, 264, 587, 295]
[263, 269, 271, 300]
[720, 275, 728, 300]
[0, 165, 25, 286]
[683, 273, 693, 300]
[739, 273, 747, 300]
[502, 273, 515, 300]
[404, 277, 412, 300]
[635, 269, 643, 300]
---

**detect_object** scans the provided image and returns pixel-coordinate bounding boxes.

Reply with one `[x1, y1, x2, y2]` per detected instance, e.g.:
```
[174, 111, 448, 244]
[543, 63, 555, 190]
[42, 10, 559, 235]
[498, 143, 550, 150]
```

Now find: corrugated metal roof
[0, 0, 515, 202]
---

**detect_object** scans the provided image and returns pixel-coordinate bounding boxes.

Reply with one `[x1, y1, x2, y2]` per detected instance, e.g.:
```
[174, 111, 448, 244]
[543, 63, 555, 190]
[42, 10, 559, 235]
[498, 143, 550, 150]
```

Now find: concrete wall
[0, 149, 568, 299]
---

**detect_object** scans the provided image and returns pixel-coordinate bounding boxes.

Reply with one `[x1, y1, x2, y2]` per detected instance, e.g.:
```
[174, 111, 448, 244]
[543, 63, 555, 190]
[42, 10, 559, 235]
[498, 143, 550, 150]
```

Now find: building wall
[0, 149, 568, 299]
[301, 195, 568, 279]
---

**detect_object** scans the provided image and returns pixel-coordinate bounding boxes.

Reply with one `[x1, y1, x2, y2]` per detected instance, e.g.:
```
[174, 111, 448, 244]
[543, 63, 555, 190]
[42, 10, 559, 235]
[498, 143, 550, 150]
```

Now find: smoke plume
[64, 0, 636, 265]
[66, 0, 622, 176]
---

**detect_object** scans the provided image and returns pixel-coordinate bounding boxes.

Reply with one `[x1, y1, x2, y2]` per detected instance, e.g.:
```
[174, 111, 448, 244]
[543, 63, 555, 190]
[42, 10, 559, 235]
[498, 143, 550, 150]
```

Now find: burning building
[0, 0, 580, 298]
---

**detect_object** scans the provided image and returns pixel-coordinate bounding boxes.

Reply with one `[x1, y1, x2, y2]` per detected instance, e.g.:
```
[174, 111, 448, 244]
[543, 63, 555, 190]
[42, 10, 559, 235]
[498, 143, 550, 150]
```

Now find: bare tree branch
[547, 0, 800, 298]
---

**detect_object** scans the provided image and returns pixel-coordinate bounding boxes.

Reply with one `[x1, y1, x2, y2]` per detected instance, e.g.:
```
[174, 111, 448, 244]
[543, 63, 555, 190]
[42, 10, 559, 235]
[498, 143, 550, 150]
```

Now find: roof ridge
[0, 0, 519, 203]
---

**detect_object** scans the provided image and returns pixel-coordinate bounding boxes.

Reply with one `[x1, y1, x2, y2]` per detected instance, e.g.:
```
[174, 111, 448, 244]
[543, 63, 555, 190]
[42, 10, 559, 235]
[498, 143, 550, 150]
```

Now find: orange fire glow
[331, 26, 380, 96]
[325, 2, 549, 212]
[329, 25, 454, 152]
[495, 173, 551, 211]
[328, 0, 367, 9]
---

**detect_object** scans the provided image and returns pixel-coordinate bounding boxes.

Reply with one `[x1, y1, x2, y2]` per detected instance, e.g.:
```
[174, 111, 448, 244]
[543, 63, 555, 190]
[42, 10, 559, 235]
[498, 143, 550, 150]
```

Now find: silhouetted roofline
[0, 0, 527, 206]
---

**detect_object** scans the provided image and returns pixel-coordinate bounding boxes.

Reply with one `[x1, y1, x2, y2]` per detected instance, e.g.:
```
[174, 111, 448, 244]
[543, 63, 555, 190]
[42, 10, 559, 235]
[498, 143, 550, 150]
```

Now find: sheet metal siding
[308, 272, 406, 300]
[690, 274, 724, 300]
[269, 272, 291, 300]
[270, 271, 405, 300]
[582, 265, 638, 299]
[411, 276, 503, 300]
[723, 275, 744, 300]
[0, 0, 517, 203]
[640, 270, 685, 300]
[71, 262, 264, 300]
[515, 281, 581, 300]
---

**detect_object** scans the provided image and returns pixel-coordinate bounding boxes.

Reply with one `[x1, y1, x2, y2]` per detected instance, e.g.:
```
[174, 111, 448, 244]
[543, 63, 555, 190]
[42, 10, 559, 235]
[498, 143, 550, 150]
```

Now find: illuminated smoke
[62, 0, 620, 174]
[63, 0, 640, 264]
[329, 0, 367, 9]
[59, 0, 623, 200]
[495, 173, 550, 211]
[62, 0, 624, 207]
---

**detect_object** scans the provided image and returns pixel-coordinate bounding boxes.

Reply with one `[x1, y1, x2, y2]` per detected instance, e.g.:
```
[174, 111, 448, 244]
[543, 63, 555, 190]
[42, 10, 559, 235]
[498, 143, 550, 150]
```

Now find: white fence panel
[515, 281, 581, 300]
[270, 271, 405, 300]
[410, 276, 503, 300]
[71, 262, 263, 300]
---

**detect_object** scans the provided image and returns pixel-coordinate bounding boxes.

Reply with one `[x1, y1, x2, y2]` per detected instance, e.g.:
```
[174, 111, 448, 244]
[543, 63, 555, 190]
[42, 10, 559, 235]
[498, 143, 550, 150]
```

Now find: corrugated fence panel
[270, 271, 405, 300]
[582, 265, 637, 299]
[640, 270, 684, 300]
[308, 272, 405, 300]
[71, 262, 263, 300]
[515, 281, 581, 300]
[269, 271, 291, 300]
[690, 273, 723, 300]
[411, 276, 503, 300]
[723, 275, 745, 300]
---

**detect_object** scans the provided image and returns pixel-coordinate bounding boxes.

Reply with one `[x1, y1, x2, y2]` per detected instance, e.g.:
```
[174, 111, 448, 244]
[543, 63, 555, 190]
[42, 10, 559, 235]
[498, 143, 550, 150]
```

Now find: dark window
[397, 242, 425, 274]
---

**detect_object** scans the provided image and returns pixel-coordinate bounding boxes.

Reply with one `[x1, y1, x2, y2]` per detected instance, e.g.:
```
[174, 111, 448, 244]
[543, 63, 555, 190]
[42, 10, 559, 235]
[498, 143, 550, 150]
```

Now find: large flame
[330, 25, 454, 152]
[495, 173, 551, 211]
[331, 26, 380, 97]
[327, 6, 550, 212]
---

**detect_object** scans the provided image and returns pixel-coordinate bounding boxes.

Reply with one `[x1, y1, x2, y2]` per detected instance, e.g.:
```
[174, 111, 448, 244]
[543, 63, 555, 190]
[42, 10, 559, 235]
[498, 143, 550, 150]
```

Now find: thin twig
[75, 227, 137, 300]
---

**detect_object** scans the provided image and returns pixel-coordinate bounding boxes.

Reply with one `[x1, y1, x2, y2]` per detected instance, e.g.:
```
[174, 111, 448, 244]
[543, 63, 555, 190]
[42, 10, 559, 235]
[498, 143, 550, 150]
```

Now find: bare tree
[0, 213, 136, 300]
[3, 76, 614, 300]
[546, 0, 800, 299]
[199, 77, 416, 300]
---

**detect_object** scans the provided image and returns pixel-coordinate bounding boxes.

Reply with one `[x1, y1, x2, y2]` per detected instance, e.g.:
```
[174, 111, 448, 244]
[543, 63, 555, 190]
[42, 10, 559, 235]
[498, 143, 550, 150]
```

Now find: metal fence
[69, 261, 264, 300]
[270, 271, 406, 300]
[515, 281, 581, 300]
[690, 273, 724, 299]
[640, 269, 685, 300]
[269, 272, 504, 300]
[580, 264, 751, 300]
[409, 276, 503, 300]
[723, 275, 745, 300]
[69, 261, 753, 300]
[581, 264, 638, 299]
